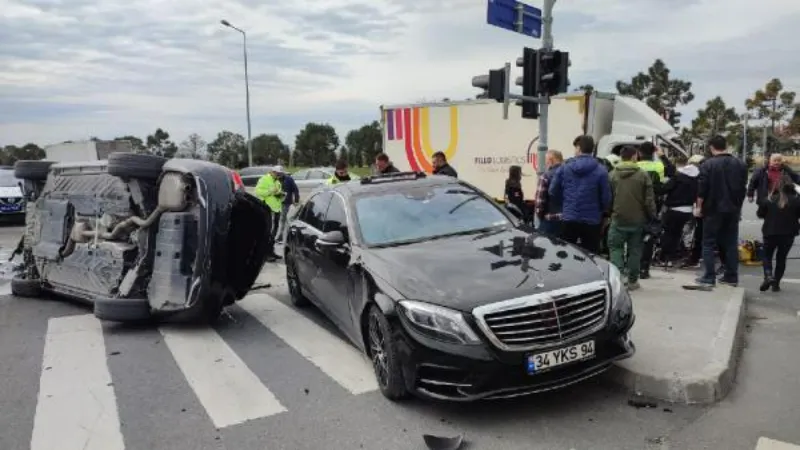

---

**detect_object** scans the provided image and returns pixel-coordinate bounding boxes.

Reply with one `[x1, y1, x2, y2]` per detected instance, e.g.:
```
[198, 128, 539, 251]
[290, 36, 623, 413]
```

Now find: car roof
[324, 172, 463, 198]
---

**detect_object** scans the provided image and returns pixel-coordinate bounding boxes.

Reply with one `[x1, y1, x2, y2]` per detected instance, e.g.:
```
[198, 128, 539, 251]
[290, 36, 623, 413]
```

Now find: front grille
[0, 197, 22, 205]
[474, 281, 608, 351]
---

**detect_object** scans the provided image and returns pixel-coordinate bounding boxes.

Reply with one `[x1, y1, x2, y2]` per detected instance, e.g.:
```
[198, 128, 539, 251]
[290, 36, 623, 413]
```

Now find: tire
[94, 297, 152, 322]
[286, 255, 310, 307]
[107, 152, 167, 180]
[14, 161, 55, 181]
[11, 276, 42, 298]
[366, 304, 410, 401]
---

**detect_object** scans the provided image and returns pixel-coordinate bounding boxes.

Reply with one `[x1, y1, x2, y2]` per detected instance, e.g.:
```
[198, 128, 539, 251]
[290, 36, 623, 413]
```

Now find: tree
[293, 123, 340, 167]
[338, 146, 348, 163]
[690, 96, 738, 139]
[345, 121, 382, 167]
[745, 78, 797, 133]
[251, 134, 289, 165]
[207, 131, 246, 168]
[0, 143, 45, 165]
[616, 59, 694, 128]
[145, 128, 178, 158]
[114, 135, 146, 152]
[574, 84, 594, 95]
[178, 133, 207, 159]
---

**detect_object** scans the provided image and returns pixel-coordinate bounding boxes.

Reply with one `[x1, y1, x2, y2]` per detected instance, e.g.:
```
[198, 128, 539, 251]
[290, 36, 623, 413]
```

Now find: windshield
[354, 184, 511, 246]
[0, 170, 19, 186]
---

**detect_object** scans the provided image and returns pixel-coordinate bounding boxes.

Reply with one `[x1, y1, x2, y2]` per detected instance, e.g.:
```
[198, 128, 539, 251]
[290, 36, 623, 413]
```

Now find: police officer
[327, 159, 352, 185]
[254, 166, 284, 262]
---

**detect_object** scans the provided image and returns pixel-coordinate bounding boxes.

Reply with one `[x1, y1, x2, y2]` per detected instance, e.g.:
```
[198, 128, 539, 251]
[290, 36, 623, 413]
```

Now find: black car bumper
[394, 310, 635, 402]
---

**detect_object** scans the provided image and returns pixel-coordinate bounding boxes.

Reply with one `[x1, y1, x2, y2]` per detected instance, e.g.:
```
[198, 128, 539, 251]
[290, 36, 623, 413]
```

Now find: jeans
[763, 235, 794, 282]
[538, 218, 562, 236]
[275, 203, 291, 242]
[560, 221, 602, 254]
[608, 223, 644, 283]
[699, 212, 740, 284]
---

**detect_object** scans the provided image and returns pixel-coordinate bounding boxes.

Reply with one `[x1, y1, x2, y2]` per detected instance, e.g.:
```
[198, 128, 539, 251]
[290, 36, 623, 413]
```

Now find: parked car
[0, 167, 25, 218]
[291, 167, 360, 196]
[11, 153, 273, 323]
[283, 171, 635, 402]
[239, 165, 274, 188]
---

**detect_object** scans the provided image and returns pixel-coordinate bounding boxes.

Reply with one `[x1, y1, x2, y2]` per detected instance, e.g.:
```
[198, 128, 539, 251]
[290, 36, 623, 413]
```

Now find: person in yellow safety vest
[254, 166, 284, 262]
[326, 159, 352, 185]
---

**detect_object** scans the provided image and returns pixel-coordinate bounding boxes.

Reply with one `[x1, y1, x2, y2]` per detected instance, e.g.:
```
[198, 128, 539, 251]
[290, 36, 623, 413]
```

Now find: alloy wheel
[368, 314, 389, 388]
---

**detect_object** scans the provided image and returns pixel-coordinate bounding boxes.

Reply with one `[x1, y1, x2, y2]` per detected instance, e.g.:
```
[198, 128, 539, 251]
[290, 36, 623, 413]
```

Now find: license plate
[0, 204, 21, 212]
[526, 340, 595, 374]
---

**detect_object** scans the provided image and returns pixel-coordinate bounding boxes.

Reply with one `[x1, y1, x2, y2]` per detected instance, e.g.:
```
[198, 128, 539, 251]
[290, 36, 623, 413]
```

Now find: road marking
[239, 293, 378, 395]
[31, 314, 124, 450]
[756, 437, 800, 449]
[159, 325, 286, 428]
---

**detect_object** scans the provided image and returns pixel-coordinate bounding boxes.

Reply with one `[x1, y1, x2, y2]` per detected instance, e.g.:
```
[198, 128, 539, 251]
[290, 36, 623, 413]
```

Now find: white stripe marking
[756, 437, 800, 449]
[239, 293, 378, 395]
[31, 314, 124, 450]
[159, 326, 286, 428]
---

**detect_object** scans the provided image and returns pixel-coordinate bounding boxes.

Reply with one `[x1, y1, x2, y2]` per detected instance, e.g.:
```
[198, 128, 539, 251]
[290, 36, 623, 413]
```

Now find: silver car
[291, 167, 360, 198]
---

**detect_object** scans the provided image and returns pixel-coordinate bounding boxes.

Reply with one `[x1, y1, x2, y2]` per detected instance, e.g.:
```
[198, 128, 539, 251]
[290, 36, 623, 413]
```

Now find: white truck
[380, 91, 686, 201]
[44, 140, 134, 163]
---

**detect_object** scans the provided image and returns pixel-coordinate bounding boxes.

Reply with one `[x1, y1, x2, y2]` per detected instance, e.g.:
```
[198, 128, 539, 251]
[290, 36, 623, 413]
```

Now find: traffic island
[607, 269, 747, 404]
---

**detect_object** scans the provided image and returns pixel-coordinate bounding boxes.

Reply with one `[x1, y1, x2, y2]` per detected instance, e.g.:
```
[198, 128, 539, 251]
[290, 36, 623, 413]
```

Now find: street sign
[486, 0, 542, 39]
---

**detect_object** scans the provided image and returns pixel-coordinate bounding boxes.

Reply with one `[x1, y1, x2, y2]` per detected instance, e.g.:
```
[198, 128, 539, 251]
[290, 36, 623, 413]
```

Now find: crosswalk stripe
[756, 437, 800, 449]
[239, 293, 378, 395]
[159, 325, 286, 428]
[31, 314, 124, 450]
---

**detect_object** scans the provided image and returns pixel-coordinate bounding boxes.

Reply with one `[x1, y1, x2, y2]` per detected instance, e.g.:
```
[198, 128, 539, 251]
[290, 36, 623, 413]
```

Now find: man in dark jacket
[695, 135, 748, 287]
[535, 149, 564, 235]
[636, 142, 676, 278]
[659, 155, 699, 264]
[432, 151, 458, 177]
[275, 168, 299, 243]
[374, 153, 400, 174]
[549, 135, 612, 253]
[608, 146, 656, 290]
[747, 153, 800, 204]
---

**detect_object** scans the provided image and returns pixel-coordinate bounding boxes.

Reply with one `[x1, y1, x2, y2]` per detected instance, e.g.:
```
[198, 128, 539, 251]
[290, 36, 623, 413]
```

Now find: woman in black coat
[756, 174, 800, 292]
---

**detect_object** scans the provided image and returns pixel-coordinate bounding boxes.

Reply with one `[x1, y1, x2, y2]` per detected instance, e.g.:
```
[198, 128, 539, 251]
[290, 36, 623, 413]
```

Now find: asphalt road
[0, 204, 799, 450]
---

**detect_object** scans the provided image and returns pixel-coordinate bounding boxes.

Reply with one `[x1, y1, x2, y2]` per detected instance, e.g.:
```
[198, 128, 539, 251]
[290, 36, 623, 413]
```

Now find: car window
[354, 184, 510, 246]
[300, 191, 332, 230]
[292, 169, 310, 180]
[0, 170, 19, 186]
[307, 170, 328, 180]
[322, 195, 349, 240]
[240, 166, 270, 176]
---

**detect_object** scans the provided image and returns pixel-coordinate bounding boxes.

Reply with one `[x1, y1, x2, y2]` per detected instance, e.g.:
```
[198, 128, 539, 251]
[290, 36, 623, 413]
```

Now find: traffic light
[472, 68, 507, 103]
[537, 50, 570, 96]
[515, 47, 539, 119]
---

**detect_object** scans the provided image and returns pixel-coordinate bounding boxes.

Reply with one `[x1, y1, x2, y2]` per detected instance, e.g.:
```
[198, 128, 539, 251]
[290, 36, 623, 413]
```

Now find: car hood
[361, 226, 608, 312]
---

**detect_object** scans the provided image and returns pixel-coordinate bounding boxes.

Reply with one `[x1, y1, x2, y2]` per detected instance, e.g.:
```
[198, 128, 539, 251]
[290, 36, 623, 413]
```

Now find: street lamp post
[220, 19, 253, 167]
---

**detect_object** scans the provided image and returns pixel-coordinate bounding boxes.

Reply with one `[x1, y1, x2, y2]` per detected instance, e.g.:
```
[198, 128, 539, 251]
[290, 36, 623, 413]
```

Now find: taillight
[231, 171, 244, 191]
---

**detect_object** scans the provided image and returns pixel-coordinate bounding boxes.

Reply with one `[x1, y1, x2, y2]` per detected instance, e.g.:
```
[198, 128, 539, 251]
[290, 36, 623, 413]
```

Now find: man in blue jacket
[548, 135, 612, 253]
[274, 166, 299, 243]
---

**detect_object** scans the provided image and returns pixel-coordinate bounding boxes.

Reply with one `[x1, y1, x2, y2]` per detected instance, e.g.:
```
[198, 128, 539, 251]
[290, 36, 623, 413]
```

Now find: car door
[290, 192, 329, 288]
[315, 193, 356, 332]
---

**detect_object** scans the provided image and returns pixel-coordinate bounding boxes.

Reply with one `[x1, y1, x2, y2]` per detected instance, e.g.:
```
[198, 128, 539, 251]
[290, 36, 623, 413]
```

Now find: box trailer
[380, 92, 686, 201]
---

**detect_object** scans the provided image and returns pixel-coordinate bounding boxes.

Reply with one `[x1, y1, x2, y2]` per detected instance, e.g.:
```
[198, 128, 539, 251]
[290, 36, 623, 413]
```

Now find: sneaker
[717, 277, 738, 287]
[627, 281, 641, 291]
[760, 278, 773, 292]
[639, 270, 651, 280]
[772, 281, 781, 292]
[694, 277, 715, 287]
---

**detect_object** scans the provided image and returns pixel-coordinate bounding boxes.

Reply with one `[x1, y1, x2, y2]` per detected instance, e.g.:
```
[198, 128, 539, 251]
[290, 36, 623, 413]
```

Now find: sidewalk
[608, 268, 746, 404]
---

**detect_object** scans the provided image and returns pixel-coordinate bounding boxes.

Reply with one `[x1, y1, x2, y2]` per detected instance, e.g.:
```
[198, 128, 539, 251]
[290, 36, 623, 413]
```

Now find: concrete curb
[607, 286, 747, 405]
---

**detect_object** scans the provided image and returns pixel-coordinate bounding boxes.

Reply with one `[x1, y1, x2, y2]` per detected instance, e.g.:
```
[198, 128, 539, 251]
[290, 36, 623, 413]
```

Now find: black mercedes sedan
[283, 171, 635, 402]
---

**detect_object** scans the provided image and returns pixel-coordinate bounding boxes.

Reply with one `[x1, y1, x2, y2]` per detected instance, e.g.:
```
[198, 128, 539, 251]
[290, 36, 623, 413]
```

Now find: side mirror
[505, 203, 523, 220]
[316, 230, 346, 248]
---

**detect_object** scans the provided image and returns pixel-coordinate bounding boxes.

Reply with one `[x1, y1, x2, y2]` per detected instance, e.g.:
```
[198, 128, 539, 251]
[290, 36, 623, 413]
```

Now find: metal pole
[536, 0, 555, 176]
[742, 114, 748, 162]
[243, 32, 253, 167]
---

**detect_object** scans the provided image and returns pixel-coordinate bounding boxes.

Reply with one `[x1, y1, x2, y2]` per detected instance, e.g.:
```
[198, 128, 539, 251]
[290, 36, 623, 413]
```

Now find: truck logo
[385, 106, 459, 173]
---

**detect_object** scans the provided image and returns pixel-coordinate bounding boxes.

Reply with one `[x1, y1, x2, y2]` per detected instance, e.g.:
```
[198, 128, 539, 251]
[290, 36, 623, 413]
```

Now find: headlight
[398, 300, 482, 345]
[607, 262, 623, 300]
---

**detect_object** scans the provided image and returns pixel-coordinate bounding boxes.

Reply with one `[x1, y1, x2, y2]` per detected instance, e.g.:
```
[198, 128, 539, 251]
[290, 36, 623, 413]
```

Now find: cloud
[1, 0, 799, 148]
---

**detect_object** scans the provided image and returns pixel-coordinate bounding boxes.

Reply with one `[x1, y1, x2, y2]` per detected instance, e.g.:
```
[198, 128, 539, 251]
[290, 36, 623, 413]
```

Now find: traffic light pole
[536, 0, 555, 176]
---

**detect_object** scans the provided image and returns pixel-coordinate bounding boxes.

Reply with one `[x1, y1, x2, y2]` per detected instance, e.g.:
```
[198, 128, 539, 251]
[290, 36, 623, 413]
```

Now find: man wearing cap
[255, 166, 284, 262]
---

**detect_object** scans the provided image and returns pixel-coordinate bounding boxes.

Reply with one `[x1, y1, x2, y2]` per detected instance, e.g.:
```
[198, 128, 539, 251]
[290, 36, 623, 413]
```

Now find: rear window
[353, 184, 510, 246]
[0, 170, 19, 186]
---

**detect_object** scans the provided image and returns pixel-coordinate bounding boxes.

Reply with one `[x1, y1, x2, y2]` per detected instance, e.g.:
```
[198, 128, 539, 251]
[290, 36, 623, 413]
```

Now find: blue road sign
[486, 0, 542, 38]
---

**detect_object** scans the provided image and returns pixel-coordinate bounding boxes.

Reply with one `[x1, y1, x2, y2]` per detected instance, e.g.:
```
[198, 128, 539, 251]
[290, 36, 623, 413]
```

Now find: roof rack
[360, 171, 427, 185]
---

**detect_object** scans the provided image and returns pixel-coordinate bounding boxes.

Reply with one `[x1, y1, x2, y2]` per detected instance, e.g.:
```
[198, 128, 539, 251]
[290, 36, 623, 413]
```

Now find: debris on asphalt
[423, 434, 464, 450]
[681, 284, 713, 291]
[663, 408, 673, 413]
[627, 397, 658, 409]
[109, 351, 121, 356]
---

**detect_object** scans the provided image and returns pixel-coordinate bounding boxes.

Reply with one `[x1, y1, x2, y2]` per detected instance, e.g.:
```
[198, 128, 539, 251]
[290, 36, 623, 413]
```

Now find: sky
[1, 0, 799, 148]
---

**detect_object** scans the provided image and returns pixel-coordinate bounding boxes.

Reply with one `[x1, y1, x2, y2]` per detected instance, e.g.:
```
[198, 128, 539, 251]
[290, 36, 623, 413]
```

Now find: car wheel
[107, 152, 167, 180]
[14, 160, 56, 181]
[367, 304, 410, 401]
[94, 297, 152, 323]
[285, 255, 310, 307]
[11, 276, 42, 298]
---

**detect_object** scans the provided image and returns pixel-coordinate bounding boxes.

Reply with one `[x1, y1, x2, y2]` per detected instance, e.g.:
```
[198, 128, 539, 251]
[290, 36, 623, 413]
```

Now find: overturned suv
[11, 153, 273, 323]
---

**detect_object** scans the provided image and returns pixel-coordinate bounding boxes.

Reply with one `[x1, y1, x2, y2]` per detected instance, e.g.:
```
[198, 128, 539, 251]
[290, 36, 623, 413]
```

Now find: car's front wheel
[285, 254, 310, 307]
[367, 304, 409, 401]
